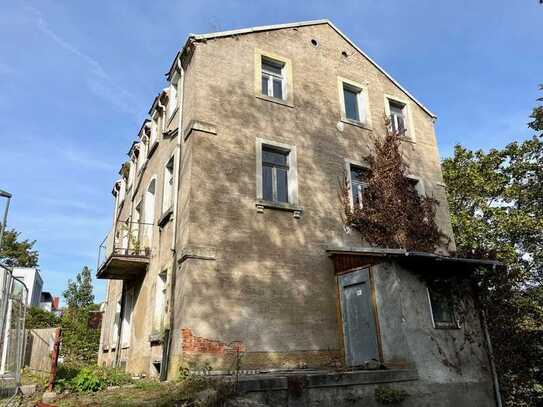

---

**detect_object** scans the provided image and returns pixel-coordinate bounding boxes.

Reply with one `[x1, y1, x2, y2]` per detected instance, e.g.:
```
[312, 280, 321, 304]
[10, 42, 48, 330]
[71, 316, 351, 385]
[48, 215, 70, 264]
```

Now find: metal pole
[0, 189, 12, 254]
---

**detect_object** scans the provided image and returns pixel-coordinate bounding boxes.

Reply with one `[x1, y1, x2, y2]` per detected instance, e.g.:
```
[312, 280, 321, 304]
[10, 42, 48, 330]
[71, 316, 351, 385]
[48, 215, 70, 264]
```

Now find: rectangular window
[261, 57, 285, 100]
[428, 283, 457, 328]
[121, 288, 134, 347]
[153, 272, 167, 331]
[111, 300, 121, 348]
[168, 82, 177, 118]
[262, 147, 289, 203]
[343, 84, 361, 122]
[350, 165, 369, 209]
[150, 114, 159, 147]
[162, 156, 174, 213]
[389, 100, 406, 134]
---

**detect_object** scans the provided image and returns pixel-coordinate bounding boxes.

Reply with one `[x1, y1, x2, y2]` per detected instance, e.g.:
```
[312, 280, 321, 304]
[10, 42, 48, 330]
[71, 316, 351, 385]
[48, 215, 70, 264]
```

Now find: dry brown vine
[339, 116, 442, 252]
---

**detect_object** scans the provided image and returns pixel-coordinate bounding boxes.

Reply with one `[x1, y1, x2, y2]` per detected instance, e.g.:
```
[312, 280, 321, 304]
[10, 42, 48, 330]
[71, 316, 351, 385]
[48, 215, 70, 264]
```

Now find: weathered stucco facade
[97, 20, 498, 406]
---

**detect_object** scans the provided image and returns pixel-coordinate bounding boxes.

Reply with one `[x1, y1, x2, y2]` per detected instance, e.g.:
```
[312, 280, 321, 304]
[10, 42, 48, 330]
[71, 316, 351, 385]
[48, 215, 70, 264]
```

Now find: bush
[55, 365, 132, 393]
[375, 385, 409, 404]
[26, 306, 60, 329]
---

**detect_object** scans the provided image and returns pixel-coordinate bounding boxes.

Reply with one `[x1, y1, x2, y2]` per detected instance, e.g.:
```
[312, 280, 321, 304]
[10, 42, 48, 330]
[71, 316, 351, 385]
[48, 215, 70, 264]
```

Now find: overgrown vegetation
[25, 306, 60, 329]
[374, 385, 409, 404]
[60, 266, 101, 366]
[55, 366, 132, 393]
[442, 86, 543, 406]
[340, 116, 442, 251]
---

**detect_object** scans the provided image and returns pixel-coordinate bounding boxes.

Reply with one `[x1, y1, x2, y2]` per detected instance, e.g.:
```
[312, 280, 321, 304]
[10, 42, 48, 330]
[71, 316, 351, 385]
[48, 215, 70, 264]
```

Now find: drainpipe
[160, 57, 185, 381]
[482, 310, 502, 407]
[477, 265, 502, 407]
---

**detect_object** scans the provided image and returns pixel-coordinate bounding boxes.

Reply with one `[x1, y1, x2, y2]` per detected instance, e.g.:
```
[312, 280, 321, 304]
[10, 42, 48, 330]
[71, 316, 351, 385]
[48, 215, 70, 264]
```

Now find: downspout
[482, 309, 502, 407]
[477, 264, 502, 407]
[160, 57, 185, 381]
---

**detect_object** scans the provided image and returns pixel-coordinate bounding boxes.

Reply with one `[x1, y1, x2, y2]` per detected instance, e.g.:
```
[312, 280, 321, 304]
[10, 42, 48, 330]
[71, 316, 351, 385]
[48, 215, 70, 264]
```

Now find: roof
[183, 19, 436, 118]
[326, 245, 501, 267]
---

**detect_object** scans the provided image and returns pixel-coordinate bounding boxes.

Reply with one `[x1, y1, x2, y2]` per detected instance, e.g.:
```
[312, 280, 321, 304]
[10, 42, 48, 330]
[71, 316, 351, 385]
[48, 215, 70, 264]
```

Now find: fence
[24, 328, 56, 374]
[0, 265, 28, 400]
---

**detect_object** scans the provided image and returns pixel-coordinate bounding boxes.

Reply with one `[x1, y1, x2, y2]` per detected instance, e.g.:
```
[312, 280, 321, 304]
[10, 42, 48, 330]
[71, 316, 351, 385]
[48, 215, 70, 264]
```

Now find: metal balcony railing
[97, 221, 156, 274]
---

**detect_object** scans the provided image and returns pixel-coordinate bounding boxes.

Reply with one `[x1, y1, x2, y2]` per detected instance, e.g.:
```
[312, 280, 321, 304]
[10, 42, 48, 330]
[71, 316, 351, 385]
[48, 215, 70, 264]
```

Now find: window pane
[272, 78, 283, 99]
[262, 165, 273, 201]
[343, 87, 360, 121]
[350, 165, 369, 208]
[263, 148, 288, 166]
[390, 102, 405, 133]
[430, 287, 455, 324]
[276, 168, 288, 203]
[262, 59, 282, 75]
[262, 75, 269, 96]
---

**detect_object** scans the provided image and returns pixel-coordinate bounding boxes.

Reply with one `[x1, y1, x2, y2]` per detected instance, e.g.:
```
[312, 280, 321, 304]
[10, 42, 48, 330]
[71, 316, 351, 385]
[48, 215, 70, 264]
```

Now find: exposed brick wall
[181, 328, 245, 354]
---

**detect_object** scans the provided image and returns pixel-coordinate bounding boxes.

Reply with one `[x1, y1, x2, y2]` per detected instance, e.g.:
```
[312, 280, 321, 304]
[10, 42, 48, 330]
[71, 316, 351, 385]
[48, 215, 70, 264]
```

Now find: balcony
[96, 221, 155, 280]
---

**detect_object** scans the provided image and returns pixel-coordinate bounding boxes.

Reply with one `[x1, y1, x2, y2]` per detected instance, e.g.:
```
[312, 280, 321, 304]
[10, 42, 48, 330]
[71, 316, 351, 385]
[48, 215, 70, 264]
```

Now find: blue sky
[0, 1, 541, 303]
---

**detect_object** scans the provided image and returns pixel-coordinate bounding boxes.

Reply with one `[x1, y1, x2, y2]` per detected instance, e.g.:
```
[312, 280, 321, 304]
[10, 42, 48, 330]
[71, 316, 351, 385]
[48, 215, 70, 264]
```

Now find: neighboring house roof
[179, 19, 436, 118]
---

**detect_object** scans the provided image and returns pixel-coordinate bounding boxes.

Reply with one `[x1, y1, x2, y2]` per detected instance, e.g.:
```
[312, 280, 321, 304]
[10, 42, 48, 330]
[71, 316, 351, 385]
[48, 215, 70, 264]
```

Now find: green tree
[0, 227, 39, 267]
[63, 266, 95, 309]
[26, 306, 60, 329]
[442, 87, 543, 406]
[61, 266, 100, 366]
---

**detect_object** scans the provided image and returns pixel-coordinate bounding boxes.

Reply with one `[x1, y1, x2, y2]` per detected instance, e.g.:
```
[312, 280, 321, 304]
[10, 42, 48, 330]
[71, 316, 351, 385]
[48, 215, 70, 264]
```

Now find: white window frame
[168, 81, 177, 119]
[120, 288, 134, 348]
[338, 77, 371, 129]
[384, 94, 415, 142]
[261, 57, 286, 100]
[162, 155, 175, 215]
[149, 112, 160, 149]
[256, 138, 298, 206]
[345, 159, 371, 209]
[127, 160, 135, 189]
[153, 271, 167, 332]
[254, 49, 294, 106]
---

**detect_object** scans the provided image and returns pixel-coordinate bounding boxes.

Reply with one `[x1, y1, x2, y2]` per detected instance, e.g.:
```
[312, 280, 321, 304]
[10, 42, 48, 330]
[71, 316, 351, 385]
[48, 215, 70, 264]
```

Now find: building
[97, 20, 499, 406]
[39, 291, 59, 314]
[11, 267, 42, 307]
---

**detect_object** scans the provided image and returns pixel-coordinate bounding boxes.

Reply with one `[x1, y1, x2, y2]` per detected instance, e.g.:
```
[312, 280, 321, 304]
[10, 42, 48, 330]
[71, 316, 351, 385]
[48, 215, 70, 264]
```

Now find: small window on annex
[428, 282, 458, 329]
[261, 57, 286, 100]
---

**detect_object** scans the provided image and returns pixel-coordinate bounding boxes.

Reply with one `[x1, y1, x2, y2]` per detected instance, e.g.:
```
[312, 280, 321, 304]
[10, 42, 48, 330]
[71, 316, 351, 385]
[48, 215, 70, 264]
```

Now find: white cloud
[23, 4, 141, 118]
[61, 148, 116, 172]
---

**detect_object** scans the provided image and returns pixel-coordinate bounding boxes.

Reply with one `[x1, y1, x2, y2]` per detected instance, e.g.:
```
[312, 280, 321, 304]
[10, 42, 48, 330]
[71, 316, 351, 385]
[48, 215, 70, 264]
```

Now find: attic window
[311, 39, 319, 47]
[261, 57, 285, 100]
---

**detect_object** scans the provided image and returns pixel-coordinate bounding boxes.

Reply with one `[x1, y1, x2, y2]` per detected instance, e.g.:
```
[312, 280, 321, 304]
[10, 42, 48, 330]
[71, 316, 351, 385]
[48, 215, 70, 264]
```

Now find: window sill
[256, 199, 303, 218]
[434, 322, 460, 330]
[158, 207, 173, 227]
[256, 94, 294, 108]
[341, 117, 372, 131]
[398, 135, 416, 144]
